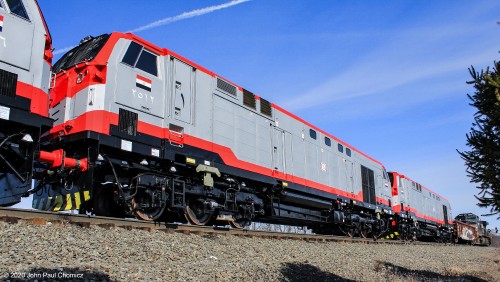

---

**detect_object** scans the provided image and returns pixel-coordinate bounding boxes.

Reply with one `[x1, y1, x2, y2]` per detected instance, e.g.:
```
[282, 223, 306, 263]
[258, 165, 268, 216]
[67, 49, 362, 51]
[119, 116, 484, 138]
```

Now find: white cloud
[280, 23, 499, 113]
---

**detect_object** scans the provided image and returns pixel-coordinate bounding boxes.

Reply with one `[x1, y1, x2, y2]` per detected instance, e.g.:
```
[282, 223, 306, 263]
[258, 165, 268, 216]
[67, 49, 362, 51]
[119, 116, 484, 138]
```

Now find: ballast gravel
[0, 221, 498, 282]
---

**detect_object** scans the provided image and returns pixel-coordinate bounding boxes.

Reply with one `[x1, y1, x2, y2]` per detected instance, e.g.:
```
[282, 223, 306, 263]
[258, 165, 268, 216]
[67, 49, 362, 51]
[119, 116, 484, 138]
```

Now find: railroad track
[0, 207, 429, 245]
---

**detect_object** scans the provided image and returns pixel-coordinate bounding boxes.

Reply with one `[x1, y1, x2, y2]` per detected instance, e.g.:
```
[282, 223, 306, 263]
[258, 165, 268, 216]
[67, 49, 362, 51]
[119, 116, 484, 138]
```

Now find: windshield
[455, 214, 478, 224]
[53, 34, 110, 73]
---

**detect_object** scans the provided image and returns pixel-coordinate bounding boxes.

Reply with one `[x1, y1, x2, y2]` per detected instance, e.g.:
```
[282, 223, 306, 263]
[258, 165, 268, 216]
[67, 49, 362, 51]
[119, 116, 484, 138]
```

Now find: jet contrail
[53, 0, 251, 55]
[128, 0, 251, 33]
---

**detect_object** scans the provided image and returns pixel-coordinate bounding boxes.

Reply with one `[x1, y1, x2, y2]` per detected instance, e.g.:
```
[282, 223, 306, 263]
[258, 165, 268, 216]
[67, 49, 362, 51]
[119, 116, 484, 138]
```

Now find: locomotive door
[272, 127, 285, 179]
[171, 59, 194, 124]
[0, 2, 34, 71]
[361, 165, 376, 205]
[443, 205, 449, 225]
[284, 131, 293, 179]
[344, 159, 355, 193]
[398, 177, 407, 206]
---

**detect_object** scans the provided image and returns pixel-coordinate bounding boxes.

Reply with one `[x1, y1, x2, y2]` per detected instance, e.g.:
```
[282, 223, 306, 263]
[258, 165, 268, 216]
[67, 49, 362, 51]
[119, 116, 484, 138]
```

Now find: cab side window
[6, 0, 30, 21]
[122, 41, 158, 76]
[136, 51, 157, 76]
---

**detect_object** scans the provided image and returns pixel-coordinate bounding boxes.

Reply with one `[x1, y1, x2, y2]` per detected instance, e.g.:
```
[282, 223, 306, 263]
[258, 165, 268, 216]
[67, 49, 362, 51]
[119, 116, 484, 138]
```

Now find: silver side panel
[0, 10, 33, 70]
[212, 94, 272, 168]
[0, 0, 50, 94]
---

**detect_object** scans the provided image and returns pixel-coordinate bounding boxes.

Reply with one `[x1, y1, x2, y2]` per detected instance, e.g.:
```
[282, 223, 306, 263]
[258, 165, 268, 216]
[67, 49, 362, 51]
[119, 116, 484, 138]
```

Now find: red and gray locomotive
[388, 172, 453, 241]
[0, 0, 464, 242]
[32, 32, 448, 240]
[37, 33, 395, 234]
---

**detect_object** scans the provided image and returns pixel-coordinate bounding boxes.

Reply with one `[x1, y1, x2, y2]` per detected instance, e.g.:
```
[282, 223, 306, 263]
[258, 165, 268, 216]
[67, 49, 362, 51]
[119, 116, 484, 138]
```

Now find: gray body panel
[0, 0, 49, 96]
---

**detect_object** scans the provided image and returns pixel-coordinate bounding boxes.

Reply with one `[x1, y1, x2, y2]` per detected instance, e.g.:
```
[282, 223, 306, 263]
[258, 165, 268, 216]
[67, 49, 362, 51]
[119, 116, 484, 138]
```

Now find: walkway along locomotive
[26, 32, 453, 240]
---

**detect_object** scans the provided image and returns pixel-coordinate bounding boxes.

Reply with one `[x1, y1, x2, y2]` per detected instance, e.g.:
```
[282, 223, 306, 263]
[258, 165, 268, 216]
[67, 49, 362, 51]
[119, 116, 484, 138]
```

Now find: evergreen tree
[459, 60, 500, 217]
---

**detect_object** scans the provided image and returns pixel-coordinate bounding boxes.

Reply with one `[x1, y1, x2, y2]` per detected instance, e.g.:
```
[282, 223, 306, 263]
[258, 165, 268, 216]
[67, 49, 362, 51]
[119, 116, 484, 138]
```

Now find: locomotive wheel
[132, 194, 166, 221]
[400, 228, 408, 241]
[360, 230, 367, 238]
[185, 198, 213, 226]
[359, 224, 371, 239]
[340, 224, 358, 238]
[230, 218, 251, 229]
[346, 227, 356, 238]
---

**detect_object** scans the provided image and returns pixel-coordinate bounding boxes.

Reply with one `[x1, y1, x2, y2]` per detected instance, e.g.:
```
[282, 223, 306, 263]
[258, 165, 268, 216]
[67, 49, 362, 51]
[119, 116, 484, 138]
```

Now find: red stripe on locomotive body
[49, 109, 365, 202]
[16, 82, 49, 117]
[48, 110, 115, 137]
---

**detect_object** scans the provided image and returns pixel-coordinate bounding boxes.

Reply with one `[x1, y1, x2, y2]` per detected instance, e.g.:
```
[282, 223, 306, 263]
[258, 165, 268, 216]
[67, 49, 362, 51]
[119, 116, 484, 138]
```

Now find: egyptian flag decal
[0, 16, 4, 32]
[136, 75, 152, 91]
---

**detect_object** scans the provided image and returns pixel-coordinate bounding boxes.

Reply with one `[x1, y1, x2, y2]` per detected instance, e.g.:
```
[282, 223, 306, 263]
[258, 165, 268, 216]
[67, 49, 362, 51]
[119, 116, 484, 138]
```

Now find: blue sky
[33, 0, 500, 230]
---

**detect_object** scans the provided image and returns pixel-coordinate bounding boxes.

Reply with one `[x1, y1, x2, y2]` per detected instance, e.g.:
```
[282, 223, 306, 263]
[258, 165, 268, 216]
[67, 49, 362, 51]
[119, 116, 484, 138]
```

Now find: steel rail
[0, 207, 433, 245]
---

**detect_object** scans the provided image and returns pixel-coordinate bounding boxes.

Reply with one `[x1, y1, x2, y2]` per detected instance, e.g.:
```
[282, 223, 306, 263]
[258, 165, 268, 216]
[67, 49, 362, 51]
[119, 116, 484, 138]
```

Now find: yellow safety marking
[390, 234, 394, 238]
[282, 182, 288, 187]
[53, 195, 64, 211]
[394, 232, 399, 236]
[83, 191, 90, 201]
[186, 157, 196, 165]
[64, 194, 73, 210]
[74, 193, 81, 209]
[45, 197, 53, 210]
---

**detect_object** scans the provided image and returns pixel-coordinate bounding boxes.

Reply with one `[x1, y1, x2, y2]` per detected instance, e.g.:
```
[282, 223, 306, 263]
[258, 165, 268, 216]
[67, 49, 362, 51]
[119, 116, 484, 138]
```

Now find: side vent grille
[243, 89, 256, 109]
[118, 108, 138, 136]
[217, 78, 236, 96]
[260, 98, 272, 117]
[0, 69, 18, 97]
